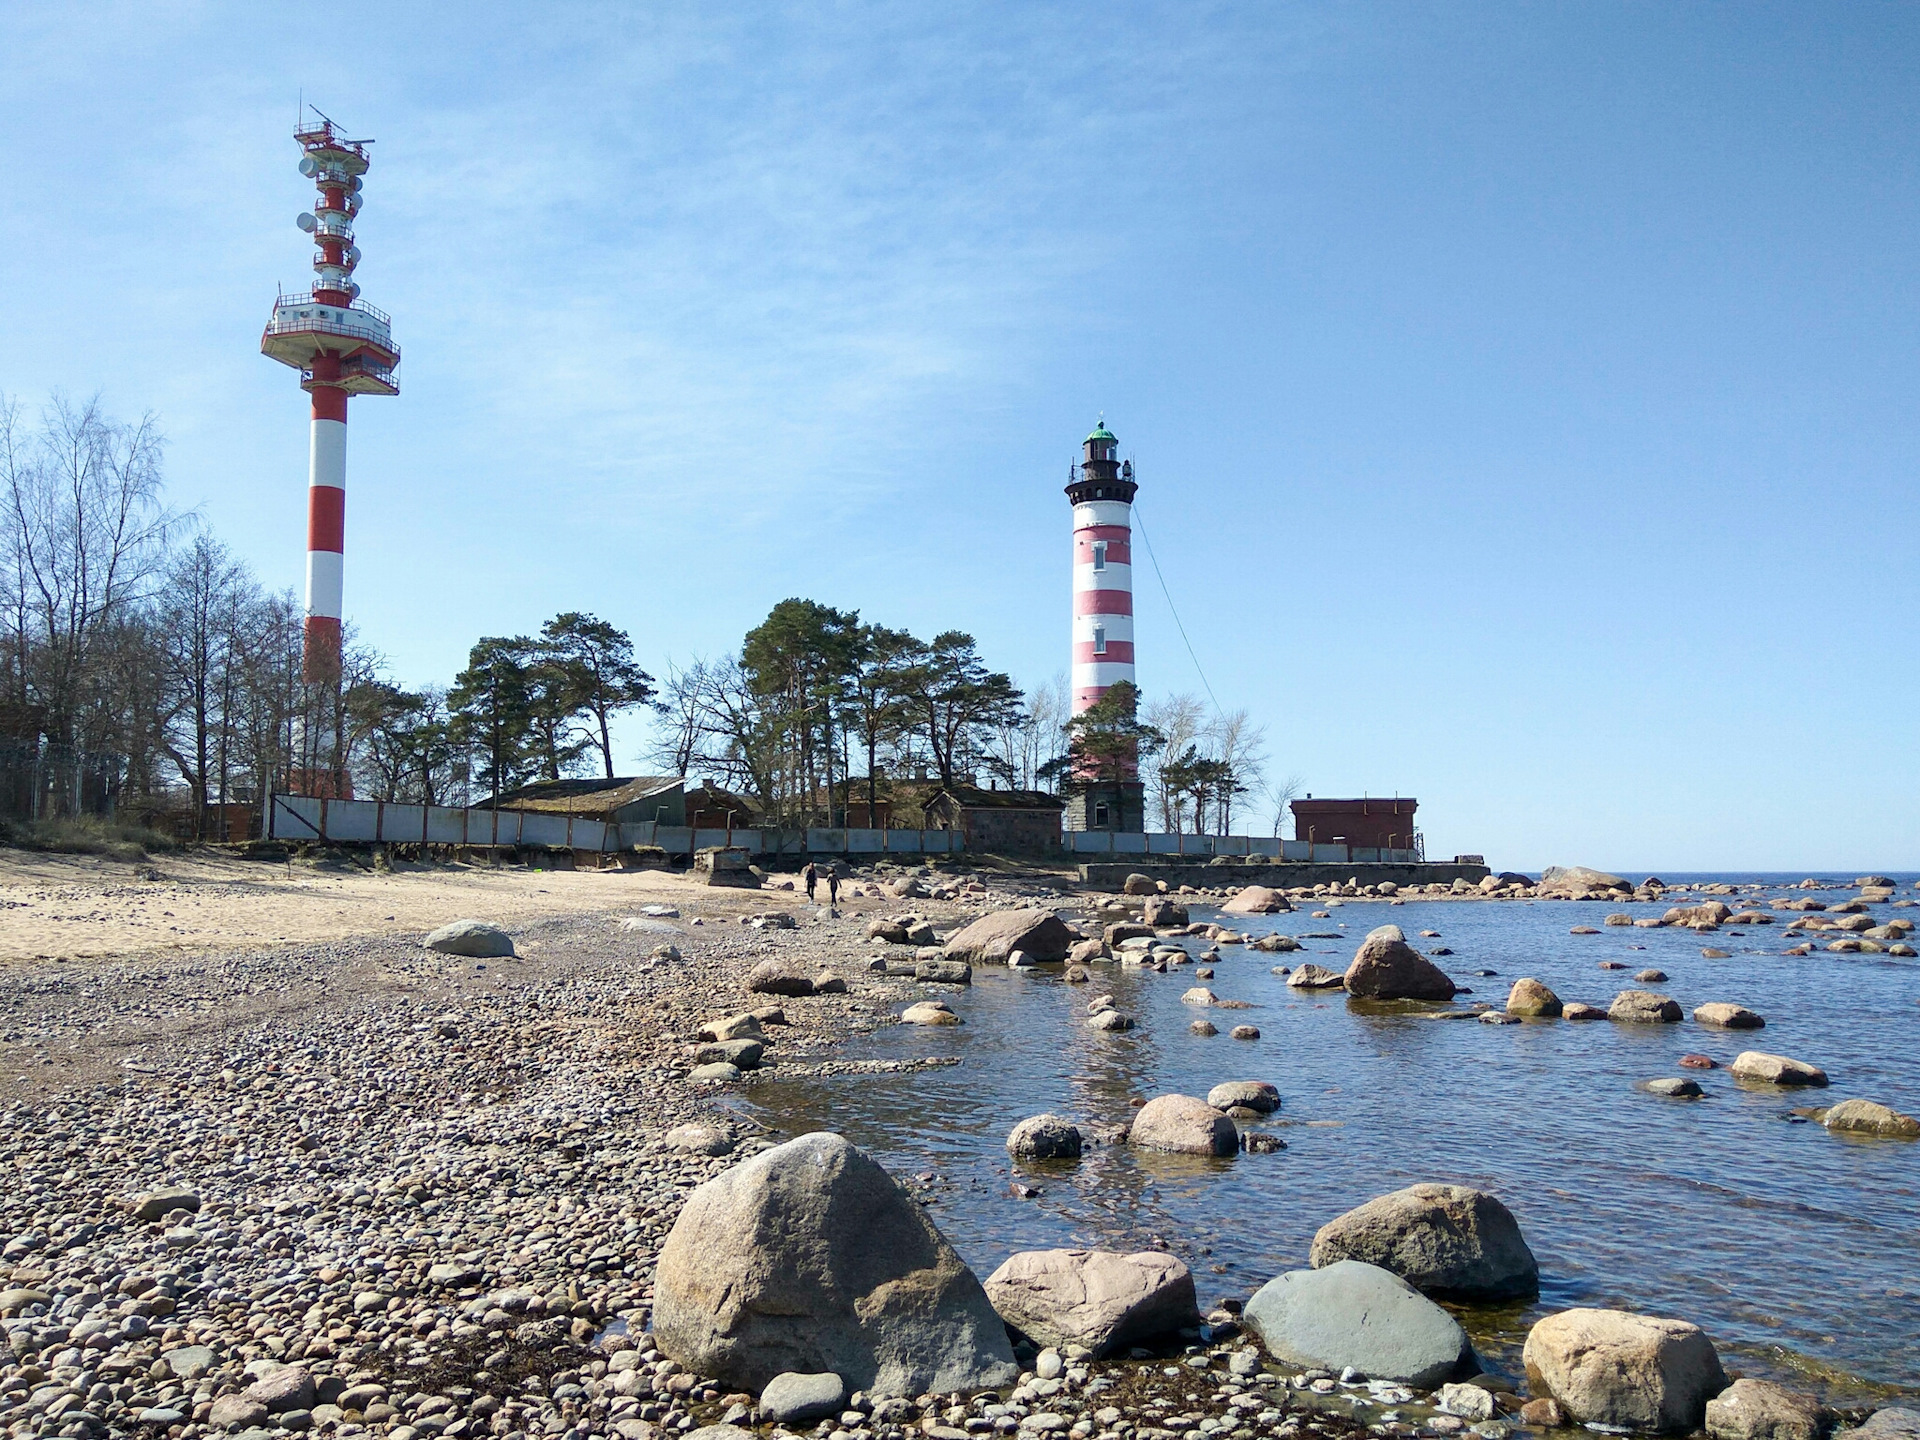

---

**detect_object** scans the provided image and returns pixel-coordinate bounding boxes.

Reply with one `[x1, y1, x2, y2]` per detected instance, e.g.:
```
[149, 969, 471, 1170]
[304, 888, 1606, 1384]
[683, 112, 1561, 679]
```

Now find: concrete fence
[266, 795, 1414, 864]
[266, 795, 965, 857]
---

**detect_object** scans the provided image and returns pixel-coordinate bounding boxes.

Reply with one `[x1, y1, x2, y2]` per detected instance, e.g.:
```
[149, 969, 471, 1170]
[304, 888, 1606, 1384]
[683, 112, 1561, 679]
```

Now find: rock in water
[1821, 1099, 1920, 1138]
[1610, 989, 1683, 1023]
[1506, 978, 1563, 1017]
[1542, 866, 1633, 892]
[422, 919, 514, 957]
[942, 910, 1075, 964]
[983, 1249, 1201, 1357]
[1286, 963, 1345, 990]
[1241, 1260, 1472, 1387]
[758, 1373, 848, 1425]
[1308, 1183, 1539, 1300]
[1222, 885, 1292, 914]
[1843, 1410, 1920, 1440]
[1207, 1081, 1281, 1114]
[1705, 1378, 1833, 1440]
[1344, 925, 1458, 1001]
[901, 1000, 962, 1026]
[1142, 897, 1189, 927]
[1693, 1002, 1765, 1029]
[1007, 1114, 1083, 1160]
[652, 1131, 1018, 1396]
[915, 959, 972, 985]
[1127, 1094, 1239, 1156]
[1730, 1051, 1829, 1087]
[1121, 873, 1160, 896]
[1522, 1308, 1727, 1433]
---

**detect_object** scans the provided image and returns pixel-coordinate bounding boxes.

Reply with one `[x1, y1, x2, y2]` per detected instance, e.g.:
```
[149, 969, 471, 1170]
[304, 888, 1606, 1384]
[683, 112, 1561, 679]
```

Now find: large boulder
[1820, 1099, 1918, 1138]
[1731, 1052, 1829, 1087]
[1127, 1095, 1238, 1156]
[943, 910, 1075, 964]
[1843, 1410, 1920, 1440]
[1664, 902, 1734, 928]
[1705, 1379, 1833, 1440]
[746, 960, 816, 997]
[1506, 978, 1562, 1017]
[1308, 1184, 1538, 1300]
[1222, 886, 1291, 915]
[1541, 866, 1633, 893]
[422, 919, 514, 957]
[1007, 1115, 1083, 1160]
[1142, 897, 1189, 928]
[1344, 925, 1458, 1001]
[982, 1250, 1200, 1357]
[1121, 873, 1161, 896]
[1522, 1308, 1728, 1433]
[1287, 963, 1345, 990]
[652, 1132, 1017, 1396]
[1242, 1260, 1472, 1387]
[1610, 989, 1683, 1023]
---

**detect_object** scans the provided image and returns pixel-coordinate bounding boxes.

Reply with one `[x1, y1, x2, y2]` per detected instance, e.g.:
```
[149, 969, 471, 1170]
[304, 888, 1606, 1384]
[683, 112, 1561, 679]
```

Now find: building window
[1092, 541, 1107, 571]
[1093, 625, 1106, 655]
[1095, 803, 1110, 828]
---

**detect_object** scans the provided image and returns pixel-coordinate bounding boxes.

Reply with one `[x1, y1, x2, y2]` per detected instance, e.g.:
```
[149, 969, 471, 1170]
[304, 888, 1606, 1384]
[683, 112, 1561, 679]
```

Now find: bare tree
[1144, 692, 1205, 831]
[1260, 771, 1304, 838]
[0, 393, 176, 816]
[1204, 708, 1266, 835]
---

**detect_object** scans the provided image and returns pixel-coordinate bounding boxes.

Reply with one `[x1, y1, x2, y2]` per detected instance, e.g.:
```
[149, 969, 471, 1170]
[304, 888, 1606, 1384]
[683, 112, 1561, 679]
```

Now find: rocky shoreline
[1, 859, 1915, 1440]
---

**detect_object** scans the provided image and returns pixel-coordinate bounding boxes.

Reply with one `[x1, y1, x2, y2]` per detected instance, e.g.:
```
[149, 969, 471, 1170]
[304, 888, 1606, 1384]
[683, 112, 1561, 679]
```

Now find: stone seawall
[1077, 860, 1493, 891]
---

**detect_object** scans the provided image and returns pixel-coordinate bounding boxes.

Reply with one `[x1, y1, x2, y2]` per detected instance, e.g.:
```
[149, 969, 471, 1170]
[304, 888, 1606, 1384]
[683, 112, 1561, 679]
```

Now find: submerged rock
[652, 1131, 1018, 1396]
[1308, 1183, 1539, 1300]
[1694, 1002, 1765, 1029]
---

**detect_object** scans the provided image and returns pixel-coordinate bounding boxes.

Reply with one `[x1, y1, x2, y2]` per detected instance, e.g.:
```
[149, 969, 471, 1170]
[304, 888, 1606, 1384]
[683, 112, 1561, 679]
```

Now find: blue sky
[3, 3, 1916, 870]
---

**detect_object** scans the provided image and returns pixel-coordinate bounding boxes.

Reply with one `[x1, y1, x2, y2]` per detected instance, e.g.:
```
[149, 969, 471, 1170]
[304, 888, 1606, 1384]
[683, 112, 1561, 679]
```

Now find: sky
[2, 2, 1916, 871]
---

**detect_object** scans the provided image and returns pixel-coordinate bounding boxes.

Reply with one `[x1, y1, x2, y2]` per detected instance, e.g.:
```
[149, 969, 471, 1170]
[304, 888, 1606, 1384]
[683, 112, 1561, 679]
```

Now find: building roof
[926, 783, 1065, 812]
[1086, 420, 1116, 443]
[491, 775, 683, 815]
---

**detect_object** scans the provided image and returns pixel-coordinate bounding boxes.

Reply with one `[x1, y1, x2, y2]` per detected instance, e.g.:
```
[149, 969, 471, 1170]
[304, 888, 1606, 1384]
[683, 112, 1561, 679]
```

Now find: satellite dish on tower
[346, 245, 361, 265]
[299, 157, 318, 177]
[296, 212, 318, 233]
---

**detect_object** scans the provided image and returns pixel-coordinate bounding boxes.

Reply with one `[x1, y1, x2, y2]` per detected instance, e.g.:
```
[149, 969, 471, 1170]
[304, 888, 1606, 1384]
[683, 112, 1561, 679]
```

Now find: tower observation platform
[260, 114, 399, 682]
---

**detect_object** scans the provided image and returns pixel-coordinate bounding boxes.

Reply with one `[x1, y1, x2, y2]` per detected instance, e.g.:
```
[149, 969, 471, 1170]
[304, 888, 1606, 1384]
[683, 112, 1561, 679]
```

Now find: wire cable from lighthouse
[1127, 484, 1227, 724]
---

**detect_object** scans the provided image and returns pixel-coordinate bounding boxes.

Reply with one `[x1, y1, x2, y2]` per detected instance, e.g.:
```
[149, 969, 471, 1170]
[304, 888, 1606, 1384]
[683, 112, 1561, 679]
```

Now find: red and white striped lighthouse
[1067, 419, 1137, 715]
[261, 112, 399, 683]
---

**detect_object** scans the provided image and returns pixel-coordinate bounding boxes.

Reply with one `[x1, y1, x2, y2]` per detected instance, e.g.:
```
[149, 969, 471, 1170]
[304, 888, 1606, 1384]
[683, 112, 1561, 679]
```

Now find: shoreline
[0, 852, 1913, 1440]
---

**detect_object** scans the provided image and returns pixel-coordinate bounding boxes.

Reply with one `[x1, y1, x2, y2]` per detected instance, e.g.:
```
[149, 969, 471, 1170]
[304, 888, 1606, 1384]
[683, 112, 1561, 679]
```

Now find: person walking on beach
[827, 864, 841, 907]
[803, 862, 818, 902]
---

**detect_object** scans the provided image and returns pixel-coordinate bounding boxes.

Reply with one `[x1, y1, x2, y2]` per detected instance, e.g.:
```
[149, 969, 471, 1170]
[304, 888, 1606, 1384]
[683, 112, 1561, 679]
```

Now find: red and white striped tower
[260, 113, 399, 684]
[1067, 419, 1137, 715]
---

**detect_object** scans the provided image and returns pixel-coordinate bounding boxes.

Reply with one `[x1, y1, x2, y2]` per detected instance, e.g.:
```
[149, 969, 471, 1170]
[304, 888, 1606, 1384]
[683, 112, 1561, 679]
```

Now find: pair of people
[803, 862, 840, 905]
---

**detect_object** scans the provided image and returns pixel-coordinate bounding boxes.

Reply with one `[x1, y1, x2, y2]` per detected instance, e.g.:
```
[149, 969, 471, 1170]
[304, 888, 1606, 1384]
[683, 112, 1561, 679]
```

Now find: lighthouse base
[1064, 782, 1146, 834]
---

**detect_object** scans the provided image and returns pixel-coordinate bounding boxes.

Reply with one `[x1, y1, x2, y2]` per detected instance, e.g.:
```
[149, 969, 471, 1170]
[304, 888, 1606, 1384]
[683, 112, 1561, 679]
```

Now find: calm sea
[741, 873, 1920, 1401]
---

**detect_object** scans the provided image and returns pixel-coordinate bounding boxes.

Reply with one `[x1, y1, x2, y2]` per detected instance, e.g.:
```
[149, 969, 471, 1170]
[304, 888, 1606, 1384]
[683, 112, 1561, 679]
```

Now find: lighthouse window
[1093, 625, 1107, 655]
[1092, 541, 1107, 571]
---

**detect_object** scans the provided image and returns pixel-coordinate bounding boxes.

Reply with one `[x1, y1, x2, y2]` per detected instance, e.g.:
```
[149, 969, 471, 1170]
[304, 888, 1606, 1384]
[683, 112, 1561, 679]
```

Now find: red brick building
[1290, 797, 1418, 852]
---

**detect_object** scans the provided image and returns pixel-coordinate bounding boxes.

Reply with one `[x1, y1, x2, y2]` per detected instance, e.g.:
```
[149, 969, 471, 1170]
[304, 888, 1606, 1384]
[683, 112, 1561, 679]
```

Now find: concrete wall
[1077, 860, 1491, 891]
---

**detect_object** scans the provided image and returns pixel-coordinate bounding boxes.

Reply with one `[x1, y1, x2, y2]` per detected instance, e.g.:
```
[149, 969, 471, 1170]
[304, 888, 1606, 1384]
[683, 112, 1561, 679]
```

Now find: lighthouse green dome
[1086, 420, 1116, 443]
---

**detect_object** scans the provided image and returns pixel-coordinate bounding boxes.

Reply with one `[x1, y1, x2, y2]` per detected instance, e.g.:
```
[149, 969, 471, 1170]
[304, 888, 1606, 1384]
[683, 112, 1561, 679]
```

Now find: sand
[0, 848, 779, 964]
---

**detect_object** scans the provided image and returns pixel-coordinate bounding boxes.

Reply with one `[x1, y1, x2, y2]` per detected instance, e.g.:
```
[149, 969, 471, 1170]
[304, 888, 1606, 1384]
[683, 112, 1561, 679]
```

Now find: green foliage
[1054, 681, 1165, 830]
